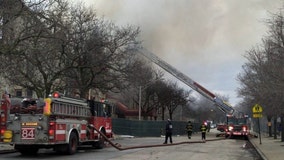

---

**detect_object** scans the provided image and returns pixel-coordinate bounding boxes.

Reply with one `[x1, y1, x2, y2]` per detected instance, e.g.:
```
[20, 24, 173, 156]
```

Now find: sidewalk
[249, 133, 284, 160]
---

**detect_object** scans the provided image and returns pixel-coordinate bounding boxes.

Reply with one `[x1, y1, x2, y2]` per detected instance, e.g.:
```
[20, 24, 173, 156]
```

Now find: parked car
[210, 123, 217, 129]
[217, 124, 227, 132]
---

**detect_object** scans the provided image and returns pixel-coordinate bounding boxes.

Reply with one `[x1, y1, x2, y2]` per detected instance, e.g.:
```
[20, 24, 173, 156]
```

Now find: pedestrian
[88, 97, 95, 116]
[200, 122, 207, 141]
[278, 124, 282, 136]
[186, 121, 193, 139]
[163, 119, 173, 144]
[207, 121, 211, 132]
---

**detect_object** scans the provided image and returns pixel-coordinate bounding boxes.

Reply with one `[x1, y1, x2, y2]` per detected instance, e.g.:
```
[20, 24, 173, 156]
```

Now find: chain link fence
[112, 118, 201, 137]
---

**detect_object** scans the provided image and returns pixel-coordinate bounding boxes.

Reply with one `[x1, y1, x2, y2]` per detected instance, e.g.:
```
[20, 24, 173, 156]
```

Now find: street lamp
[139, 86, 142, 120]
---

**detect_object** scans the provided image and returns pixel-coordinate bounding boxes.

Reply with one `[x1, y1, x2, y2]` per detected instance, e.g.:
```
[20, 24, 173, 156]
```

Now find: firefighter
[88, 97, 95, 116]
[163, 119, 173, 144]
[200, 122, 207, 141]
[185, 121, 193, 139]
[207, 121, 211, 132]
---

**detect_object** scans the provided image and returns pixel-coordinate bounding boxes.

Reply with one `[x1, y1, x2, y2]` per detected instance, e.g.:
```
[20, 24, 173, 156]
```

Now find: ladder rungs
[51, 101, 91, 117]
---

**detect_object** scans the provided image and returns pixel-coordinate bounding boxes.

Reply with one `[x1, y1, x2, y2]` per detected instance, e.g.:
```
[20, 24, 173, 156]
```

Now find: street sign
[252, 104, 263, 144]
[252, 104, 263, 113]
[253, 113, 262, 118]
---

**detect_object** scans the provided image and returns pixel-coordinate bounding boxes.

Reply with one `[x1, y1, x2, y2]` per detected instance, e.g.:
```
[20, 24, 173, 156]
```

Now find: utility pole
[139, 86, 142, 120]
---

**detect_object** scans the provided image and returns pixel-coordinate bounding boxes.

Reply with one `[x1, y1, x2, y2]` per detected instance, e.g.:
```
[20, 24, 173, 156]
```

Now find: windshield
[90, 101, 112, 117]
[228, 117, 247, 125]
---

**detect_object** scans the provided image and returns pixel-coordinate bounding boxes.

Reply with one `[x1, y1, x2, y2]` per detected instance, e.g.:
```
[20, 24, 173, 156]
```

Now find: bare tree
[155, 80, 191, 120]
[237, 10, 284, 140]
[0, 0, 141, 98]
[115, 57, 164, 119]
[61, 2, 141, 97]
[0, 0, 69, 97]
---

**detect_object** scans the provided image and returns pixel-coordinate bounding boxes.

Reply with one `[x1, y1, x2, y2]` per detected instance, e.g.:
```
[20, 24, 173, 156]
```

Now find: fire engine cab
[225, 114, 250, 139]
[0, 92, 112, 155]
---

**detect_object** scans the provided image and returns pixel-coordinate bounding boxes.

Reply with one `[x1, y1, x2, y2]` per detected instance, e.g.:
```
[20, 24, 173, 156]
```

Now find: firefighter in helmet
[163, 119, 173, 144]
[200, 122, 207, 141]
[186, 121, 193, 139]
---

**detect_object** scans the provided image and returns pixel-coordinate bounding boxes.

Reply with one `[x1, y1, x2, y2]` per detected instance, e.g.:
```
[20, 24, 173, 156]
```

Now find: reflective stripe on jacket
[200, 125, 207, 133]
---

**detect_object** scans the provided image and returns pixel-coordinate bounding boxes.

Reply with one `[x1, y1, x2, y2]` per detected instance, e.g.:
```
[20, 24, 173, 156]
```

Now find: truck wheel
[66, 132, 78, 155]
[93, 130, 106, 149]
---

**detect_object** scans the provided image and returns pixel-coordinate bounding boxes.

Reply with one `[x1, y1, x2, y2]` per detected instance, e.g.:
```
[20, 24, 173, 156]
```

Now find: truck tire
[66, 132, 78, 155]
[93, 130, 106, 149]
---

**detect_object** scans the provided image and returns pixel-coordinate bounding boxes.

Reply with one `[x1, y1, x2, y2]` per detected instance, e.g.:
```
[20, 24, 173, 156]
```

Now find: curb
[248, 137, 268, 160]
[0, 149, 17, 154]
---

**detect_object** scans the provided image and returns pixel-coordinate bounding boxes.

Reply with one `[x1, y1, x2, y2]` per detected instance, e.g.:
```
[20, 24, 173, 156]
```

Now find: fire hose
[93, 127, 227, 151]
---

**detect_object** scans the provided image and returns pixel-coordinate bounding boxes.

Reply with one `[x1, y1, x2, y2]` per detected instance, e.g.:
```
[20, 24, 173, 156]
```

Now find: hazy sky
[82, 0, 283, 106]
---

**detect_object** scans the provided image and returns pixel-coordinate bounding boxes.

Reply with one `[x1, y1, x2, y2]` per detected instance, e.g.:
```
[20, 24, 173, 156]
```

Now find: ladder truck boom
[137, 48, 234, 114]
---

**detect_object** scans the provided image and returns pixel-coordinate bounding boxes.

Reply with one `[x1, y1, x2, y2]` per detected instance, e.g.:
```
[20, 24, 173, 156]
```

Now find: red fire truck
[0, 93, 10, 140]
[0, 92, 112, 155]
[225, 114, 250, 139]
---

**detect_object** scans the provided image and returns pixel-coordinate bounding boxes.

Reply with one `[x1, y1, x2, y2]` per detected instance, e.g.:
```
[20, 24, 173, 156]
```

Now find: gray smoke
[85, 0, 283, 105]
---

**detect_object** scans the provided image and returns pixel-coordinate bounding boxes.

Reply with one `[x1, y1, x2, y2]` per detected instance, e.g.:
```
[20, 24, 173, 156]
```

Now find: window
[15, 89, 22, 97]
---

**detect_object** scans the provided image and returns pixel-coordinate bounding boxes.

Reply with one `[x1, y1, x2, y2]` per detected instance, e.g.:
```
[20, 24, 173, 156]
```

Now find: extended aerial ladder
[137, 48, 234, 114]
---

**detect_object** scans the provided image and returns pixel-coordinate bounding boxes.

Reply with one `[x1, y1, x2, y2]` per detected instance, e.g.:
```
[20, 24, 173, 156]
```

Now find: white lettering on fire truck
[22, 122, 38, 126]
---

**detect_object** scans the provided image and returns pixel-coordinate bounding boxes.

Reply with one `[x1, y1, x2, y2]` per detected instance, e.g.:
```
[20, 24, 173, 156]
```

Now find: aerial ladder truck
[137, 48, 252, 138]
[136, 48, 235, 115]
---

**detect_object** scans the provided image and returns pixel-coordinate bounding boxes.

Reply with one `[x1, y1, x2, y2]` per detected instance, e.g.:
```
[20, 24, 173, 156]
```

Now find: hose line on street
[94, 127, 227, 151]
